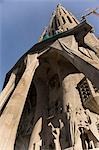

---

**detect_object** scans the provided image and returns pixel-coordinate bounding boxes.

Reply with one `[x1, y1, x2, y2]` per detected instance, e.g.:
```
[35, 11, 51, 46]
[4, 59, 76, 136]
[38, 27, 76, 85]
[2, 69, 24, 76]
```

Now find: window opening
[54, 16, 58, 30]
[52, 30, 54, 35]
[67, 16, 72, 23]
[73, 17, 78, 24]
[62, 16, 66, 24]
[52, 22, 54, 28]
[77, 77, 91, 103]
[62, 8, 66, 14]
[57, 19, 60, 26]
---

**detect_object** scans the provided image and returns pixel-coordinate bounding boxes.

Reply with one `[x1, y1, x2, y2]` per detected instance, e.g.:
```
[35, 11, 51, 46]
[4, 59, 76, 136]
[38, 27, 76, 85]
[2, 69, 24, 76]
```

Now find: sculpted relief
[0, 4, 99, 150]
[14, 56, 99, 150]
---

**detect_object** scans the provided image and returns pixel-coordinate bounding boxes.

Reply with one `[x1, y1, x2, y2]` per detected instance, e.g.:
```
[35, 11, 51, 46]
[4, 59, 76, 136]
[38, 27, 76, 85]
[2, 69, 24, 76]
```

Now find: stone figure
[0, 4, 99, 150]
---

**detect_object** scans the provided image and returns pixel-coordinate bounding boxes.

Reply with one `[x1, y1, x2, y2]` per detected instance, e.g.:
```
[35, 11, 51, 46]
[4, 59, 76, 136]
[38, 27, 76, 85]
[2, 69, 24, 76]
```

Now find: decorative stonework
[0, 4, 99, 150]
[77, 77, 92, 103]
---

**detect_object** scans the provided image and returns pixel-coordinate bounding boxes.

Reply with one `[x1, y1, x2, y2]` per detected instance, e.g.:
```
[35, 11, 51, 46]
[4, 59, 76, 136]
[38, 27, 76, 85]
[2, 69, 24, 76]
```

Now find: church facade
[0, 4, 99, 150]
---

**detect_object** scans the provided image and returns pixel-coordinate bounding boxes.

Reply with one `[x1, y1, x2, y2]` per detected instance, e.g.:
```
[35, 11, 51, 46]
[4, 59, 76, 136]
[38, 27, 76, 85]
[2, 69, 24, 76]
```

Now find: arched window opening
[62, 16, 66, 24]
[67, 16, 72, 23]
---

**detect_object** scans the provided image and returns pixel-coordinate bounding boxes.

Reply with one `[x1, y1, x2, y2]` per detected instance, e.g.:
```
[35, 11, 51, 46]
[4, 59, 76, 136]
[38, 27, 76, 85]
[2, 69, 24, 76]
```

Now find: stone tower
[0, 4, 99, 150]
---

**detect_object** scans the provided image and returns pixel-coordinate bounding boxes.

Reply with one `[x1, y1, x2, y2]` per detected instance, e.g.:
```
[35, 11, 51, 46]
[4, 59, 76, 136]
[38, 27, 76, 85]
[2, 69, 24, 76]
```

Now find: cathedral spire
[48, 4, 79, 35]
[39, 4, 79, 42]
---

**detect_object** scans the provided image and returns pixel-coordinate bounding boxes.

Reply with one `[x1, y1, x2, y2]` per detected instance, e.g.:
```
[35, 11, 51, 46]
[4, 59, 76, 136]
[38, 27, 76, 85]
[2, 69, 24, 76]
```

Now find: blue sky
[0, 0, 99, 91]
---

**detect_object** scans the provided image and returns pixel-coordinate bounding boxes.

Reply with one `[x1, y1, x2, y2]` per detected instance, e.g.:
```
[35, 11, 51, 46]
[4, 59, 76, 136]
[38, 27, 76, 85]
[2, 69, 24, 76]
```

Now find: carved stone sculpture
[0, 4, 99, 150]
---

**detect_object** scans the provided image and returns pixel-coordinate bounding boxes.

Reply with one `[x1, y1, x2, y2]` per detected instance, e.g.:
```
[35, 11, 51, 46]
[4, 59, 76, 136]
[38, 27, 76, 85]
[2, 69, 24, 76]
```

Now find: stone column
[0, 54, 39, 150]
[28, 78, 48, 150]
[0, 69, 17, 111]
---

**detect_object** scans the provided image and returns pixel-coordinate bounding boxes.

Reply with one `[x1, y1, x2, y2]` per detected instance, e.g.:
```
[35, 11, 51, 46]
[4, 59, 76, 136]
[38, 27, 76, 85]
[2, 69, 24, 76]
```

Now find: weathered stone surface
[0, 4, 99, 150]
[0, 54, 39, 150]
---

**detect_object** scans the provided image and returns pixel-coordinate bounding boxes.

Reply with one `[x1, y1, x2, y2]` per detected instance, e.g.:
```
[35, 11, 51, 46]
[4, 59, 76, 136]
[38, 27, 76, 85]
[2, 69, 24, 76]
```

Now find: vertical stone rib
[0, 53, 39, 150]
[0, 71, 17, 111]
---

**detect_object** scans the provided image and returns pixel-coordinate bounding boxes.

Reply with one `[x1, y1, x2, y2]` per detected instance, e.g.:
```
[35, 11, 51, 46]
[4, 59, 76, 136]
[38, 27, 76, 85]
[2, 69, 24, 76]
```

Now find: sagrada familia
[0, 4, 99, 150]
